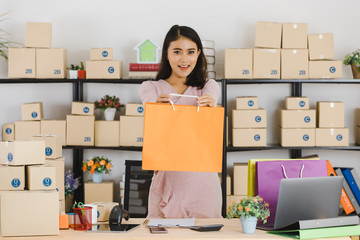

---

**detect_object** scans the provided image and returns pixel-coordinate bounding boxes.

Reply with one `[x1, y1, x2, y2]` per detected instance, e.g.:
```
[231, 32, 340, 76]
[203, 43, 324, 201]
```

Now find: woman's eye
[189, 51, 195, 54]
[174, 50, 181, 54]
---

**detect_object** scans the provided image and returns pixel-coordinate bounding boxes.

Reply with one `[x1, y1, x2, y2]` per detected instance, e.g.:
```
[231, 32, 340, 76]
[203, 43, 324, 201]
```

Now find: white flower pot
[68, 70, 78, 79]
[104, 108, 116, 121]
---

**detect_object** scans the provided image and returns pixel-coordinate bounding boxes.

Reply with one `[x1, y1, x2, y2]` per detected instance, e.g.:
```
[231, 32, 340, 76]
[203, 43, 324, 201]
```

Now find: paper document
[147, 218, 195, 227]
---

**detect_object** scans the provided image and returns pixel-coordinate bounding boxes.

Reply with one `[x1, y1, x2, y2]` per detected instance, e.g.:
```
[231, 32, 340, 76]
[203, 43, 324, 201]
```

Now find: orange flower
[106, 163, 112, 170]
[100, 160, 106, 165]
[253, 198, 258, 202]
[90, 168, 95, 174]
[95, 163, 100, 168]
[87, 160, 94, 166]
[82, 165, 87, 172]
[245, 207, 251, 212]
[260, 197, 264, 202]
[238, 206, 243, 211]
[266, 203, 269, 207]
[232, 201, 235, 205]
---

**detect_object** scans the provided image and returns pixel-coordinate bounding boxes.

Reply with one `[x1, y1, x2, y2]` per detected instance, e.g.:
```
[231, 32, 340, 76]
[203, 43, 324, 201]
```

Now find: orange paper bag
[142, 102, 224, 172]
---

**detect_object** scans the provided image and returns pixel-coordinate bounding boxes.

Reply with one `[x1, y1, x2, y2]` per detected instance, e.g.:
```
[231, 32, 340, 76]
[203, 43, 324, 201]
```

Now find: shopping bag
[142, 102, 224, 172]
[255, 160, 327, 224]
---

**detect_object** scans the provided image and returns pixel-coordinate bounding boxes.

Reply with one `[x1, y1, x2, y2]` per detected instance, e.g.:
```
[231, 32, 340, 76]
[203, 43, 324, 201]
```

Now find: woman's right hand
[156, 94, 171, 103]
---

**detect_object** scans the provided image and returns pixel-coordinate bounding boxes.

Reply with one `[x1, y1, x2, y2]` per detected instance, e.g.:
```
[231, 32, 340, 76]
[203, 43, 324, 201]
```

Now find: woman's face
[167, 37, 200, 80]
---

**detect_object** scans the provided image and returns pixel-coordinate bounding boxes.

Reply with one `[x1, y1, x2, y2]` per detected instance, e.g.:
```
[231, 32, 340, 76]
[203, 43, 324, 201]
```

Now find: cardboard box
[36, 48, 67, 79]
[280, 109, 316, 128]
[90, 48, 113, 60]
[66, 115, 95, 146]
[236, 96, 258, 110]
[226, 195, 247, 210]
[91, 202, 118, 222]
[226, 175, 231, 195]
[2, 123, 14, 141]
[0, 190, 59, 237]
[316, 128, 349, 146]
[308, 33, 334, 60]
[119, 116, 144, 146]
[0, 166, 24, 190]
[0, 140, 45, 165]
[31, 135, 62, 159]
[125, 103, 144, 116]
[26, 165, 56, 190]
[233, 163, 248, 195]
[71, 102, 95, 116]
[255, 22, 282, 49]
[14, 120, 41, 140]
[86, 60, 123, 79]
[356, 127, 360, 145]
[25, 22, 52, 48]
[8, 48, 36, 78]
[22, 102, 43, 121]
[95, 121, 120, 147]
[40, 120, 66, 146]
[285, 97, 309, 110]
[84, 182, 114, 204]
[253, 48, 280, 79]
[317, 101, 344, 128]
[281, 49, 309, 79]
[232, 109, 266, 128]
[45, 158, 65, 200]
[280, 128, 315, 147]
[224, 49, 253, 79]
[282, 23, 308, 49]
[232, 128, 267, 147]
[309, 60, 342, 79]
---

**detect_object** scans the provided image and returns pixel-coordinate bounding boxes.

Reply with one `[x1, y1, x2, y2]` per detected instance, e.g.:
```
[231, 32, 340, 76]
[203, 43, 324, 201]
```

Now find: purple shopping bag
[255, 160, 327, 225]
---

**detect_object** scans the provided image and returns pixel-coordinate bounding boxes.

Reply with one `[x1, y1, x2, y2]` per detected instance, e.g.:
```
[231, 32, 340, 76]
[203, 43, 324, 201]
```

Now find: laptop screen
[274, 176, 343, 230]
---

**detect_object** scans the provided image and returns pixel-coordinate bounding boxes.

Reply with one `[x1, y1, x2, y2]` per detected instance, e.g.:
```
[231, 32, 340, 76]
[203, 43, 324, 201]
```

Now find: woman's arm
[199, 79, 220, 107]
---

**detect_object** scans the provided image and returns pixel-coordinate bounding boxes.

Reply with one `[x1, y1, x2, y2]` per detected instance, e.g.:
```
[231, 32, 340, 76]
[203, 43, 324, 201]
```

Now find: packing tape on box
[330, 129, 335, 135]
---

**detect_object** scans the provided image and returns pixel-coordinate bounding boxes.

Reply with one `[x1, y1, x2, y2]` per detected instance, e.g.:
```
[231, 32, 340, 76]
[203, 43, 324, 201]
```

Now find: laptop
[257, 176, 357, 230]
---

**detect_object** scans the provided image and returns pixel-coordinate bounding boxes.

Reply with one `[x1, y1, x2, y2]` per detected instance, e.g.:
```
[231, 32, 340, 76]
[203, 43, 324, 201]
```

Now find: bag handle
[168, 93, 200, 112]
[280, 164, 304, 178]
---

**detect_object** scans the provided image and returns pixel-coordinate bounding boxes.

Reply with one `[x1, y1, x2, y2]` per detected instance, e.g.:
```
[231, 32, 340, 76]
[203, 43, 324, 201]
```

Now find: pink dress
[140, 79, 222, 218]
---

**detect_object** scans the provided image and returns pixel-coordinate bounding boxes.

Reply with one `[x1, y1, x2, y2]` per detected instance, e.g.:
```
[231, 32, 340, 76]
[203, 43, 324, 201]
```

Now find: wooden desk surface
[0, 218, 351, 240]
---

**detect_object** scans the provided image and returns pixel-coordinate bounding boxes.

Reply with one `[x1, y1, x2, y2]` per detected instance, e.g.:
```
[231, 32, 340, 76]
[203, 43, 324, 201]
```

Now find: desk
[0, 218, 352, 240]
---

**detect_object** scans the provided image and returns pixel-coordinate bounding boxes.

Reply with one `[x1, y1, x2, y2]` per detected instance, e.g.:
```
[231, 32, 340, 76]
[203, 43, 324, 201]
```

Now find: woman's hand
[198, 94, 215, 107]
[156, 94, 171, 103]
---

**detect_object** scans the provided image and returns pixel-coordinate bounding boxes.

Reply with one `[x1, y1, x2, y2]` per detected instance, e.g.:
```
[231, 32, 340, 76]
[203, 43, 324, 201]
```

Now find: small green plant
[68, 64, 80, 70]
[226, 195, 270, 224]
[95, 95, 122, 112]
[0, 11, 17, 60]
[344, 49, 360, 72]
[79, 61, 85, 70]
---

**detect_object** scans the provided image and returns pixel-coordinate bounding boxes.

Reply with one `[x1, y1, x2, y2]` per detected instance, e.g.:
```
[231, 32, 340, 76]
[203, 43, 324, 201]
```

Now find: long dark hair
[156, 25, 208, 89]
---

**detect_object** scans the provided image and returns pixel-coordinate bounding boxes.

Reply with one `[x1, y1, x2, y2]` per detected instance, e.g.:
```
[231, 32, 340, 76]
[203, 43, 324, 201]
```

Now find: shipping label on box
[224, 49, 253, 79]
[0, 166, 24, 191]
[0, 190, 59, 237]
[95, 121, 120, 147]
[253, 49, 280, 79]
[281, 49, 309, 79]
[90, 48, 113, 60]
[280, 109, 316, 128]
[255, 22, 282, 49]
[125, 103, 144, 116]
[22, 102, 43, 121]
[2, 123, 14, 142]
[309, 60, 342, 79]
[71, 102, 95, 115]
[14, 120, 41, 141]
[282, 23, 308, 49]
[86, 60, 122, 79]
[308, 33, 334, 60]
[316, 128, 349, 147]
[285, 97, 309, 110]
[66, 115, 95, 146]
[232, 109, 266, 128]
[236, 96, 258, 110]
[233, 163, 248, 195]
[41, 120, 66, 146]
[31, 135, 62, 159]
[85, 182, 114, 204]
[25, 22, 52, 48]
[45, 158, 65, 200]
[280, 128, 315, 147]
[36, 48, 67, 79]
[0, 141, 45, 165]
[91, 202, 118, 222]
[26, 165, 56, 190]
[317, 101, 344, 128]
[119, 116, 144, 146]
[232, 128, 267, 147]
[8, 48, 36, 78]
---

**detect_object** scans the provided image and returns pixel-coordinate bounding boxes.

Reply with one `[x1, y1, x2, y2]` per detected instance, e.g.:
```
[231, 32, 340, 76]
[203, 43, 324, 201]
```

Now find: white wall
[1, 0, 360, 201]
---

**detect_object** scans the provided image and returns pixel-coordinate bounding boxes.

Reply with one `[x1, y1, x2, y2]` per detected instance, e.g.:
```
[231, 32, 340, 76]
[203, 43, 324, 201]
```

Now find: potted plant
[94, 95, 122, 120]
[344, 50, 360, 79]
[82, 156, 112, 183]
[64, 170, 81, 213]
[226, 195, 270, 234]
[78, 61, 86, 79]
[68, 64, 79, 79]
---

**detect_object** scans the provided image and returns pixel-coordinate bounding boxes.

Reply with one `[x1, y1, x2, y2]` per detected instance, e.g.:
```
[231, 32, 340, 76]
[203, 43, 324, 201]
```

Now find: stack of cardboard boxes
[86, 48, 123, 79]
[8, 22, 67, 79]
[120, 103, 144, 146]
[202, 40, 216, 79]
[280, 97, 316, 146]
[232, 97, 267, 147]
[14, 102, 42, 140]
[226, 163, 248, 209]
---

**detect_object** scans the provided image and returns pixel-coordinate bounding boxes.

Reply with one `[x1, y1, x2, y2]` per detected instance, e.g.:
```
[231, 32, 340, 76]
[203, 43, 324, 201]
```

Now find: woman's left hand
[198, 94, 215, 107]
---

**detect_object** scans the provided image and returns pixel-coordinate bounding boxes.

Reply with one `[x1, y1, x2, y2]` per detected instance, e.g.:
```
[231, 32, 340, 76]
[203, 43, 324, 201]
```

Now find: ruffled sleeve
[140, 81, 159, 105]
[201, 79, 220, 106]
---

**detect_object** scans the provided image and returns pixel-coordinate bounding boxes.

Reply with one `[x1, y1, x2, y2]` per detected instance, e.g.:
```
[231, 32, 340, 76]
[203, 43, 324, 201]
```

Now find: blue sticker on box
[255, 116, 261, 123]
[108, 67, 114, 73]
[299, 101, 305, 108]
[11, 178, 20, 188]
[97, 210, 100, 218]
[8, 153, 13, 162]
[248, 100, 254, 107]
[254, 134, 261, 141]
[303, 134, 309, 141]
[45, 147, 53, 156]
[102, 51, 108, 57]
[5, 128, 12, 134]
[304, 116, 310, 123]
[43, 177, 52, 187]
[83, 107, 90, 113]
[329, 66, 336, 73]
[31, 112, 38, 118]
[137, 106, 144, 113]
[336, 134, 343, 141]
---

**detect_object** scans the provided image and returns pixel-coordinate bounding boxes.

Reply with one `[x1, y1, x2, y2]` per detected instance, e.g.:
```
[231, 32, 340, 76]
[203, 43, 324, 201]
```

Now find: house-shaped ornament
[134, 39, 161, 64]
